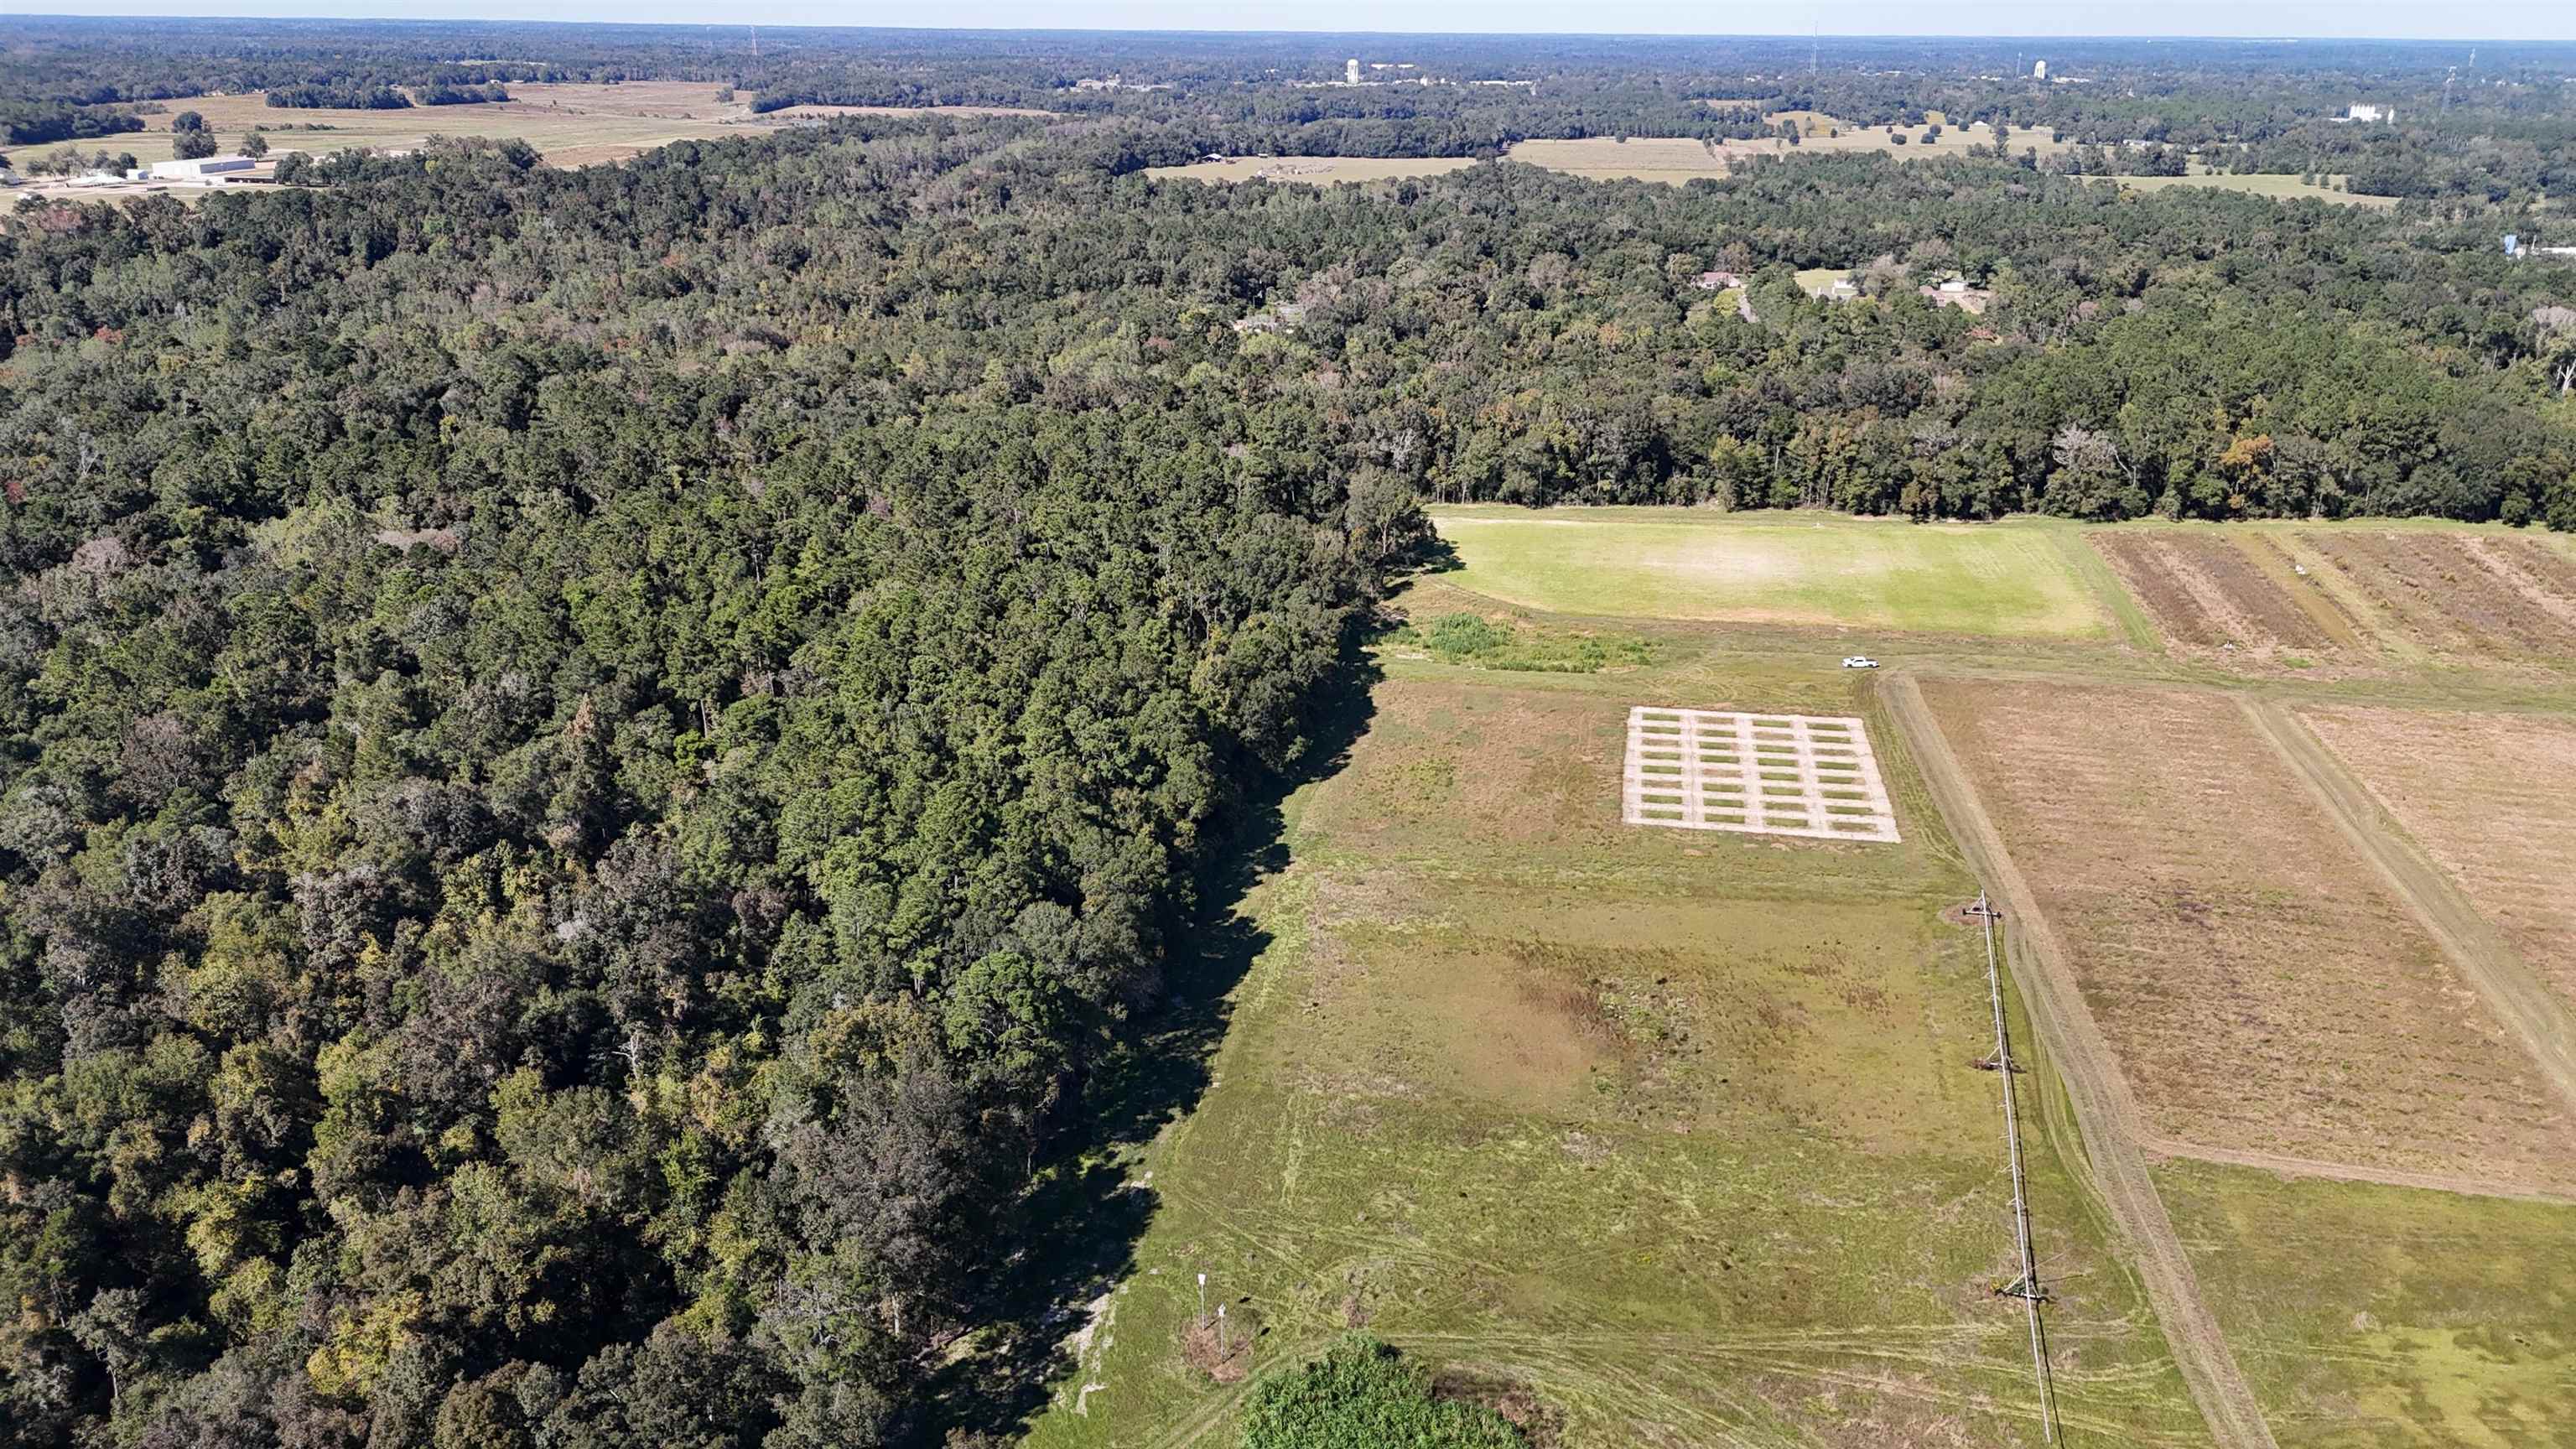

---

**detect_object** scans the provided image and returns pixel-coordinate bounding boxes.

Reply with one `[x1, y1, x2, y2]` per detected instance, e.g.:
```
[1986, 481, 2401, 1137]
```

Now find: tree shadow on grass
[925, 649, 1382, 1444]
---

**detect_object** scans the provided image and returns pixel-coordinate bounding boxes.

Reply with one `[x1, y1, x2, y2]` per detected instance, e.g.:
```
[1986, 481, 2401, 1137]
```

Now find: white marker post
[1197, 1272, 1207, 1321]
[1216, 1303, 1228, 1354]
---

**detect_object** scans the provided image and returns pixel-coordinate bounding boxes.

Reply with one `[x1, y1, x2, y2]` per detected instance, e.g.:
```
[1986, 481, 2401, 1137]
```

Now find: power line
[1973, 890, 2058, 1443]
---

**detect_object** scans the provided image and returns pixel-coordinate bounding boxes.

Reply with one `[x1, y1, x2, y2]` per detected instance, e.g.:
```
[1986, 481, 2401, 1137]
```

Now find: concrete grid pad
[1622, 707, 1900, 842]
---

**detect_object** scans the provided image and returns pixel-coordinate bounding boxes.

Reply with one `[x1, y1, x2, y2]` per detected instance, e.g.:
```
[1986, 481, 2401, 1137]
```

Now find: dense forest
[3, 21, 2576, 1449]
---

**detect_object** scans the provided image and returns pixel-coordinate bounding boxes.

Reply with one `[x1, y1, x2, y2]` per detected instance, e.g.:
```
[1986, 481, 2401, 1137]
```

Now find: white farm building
[148, 155, 257, 182]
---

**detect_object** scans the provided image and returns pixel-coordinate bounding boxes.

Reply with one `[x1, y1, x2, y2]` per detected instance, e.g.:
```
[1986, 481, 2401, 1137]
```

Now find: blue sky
[3, 2, 2568, 42]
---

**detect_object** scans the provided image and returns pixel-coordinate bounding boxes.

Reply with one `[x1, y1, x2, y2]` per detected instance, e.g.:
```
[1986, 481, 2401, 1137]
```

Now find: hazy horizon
[1, 5, 2569, 44]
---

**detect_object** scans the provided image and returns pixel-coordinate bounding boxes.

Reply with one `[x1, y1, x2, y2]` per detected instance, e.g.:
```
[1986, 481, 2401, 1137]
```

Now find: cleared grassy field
[28, 82, 1033, 169]
[2107, 172, 2401, 209]
[1026, 650, 2210, 1446]
[1145, 155, 1478, 184]
[2299, 704, 2576, 1015]
[1431, 507, 2108, 638]
[1509, 118, 2065, 183]
[1504, 136, 1743, 182]
[2155, 1159, 2576, 1448]
[1921, 677, 2576, 1193]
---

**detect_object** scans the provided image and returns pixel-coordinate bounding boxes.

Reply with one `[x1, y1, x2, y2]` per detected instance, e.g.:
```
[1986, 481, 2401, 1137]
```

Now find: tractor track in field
[2131, 1134, 2576, 1205]
[1883, 672, 2280, 1449]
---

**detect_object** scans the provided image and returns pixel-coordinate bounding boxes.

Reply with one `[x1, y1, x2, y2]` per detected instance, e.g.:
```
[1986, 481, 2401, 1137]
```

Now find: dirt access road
[1883, 673, 2281, 1449]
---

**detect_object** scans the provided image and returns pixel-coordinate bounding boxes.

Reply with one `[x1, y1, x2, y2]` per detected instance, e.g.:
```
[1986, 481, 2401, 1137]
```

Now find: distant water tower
[1347, 58, 1361, 85]
[2033, 60, 2048, 80]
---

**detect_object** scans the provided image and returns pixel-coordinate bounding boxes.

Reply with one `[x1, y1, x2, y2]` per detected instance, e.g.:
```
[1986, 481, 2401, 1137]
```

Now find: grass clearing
[1921, 677, 2576, 1192]
[2155, 1159, 2576, 1448]
[1508, 117, 2069, 184]
[1504, 136, 1742, 182]
[1145, 155, 1478, 184]
[26, 83, 1035, 171]
[1430, 506, 2108, 638]
[2106, 172, 2401, 209]
[1028, 654, 2209, 1446]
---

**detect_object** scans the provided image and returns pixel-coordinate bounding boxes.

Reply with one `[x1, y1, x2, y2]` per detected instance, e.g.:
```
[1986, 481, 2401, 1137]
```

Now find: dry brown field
[1509, 117, 2068, 184]
[2299, 704, 2576, 1013]
[1923, 677, 2576, 1192]
[2286, 529, 2576, 658]
[2090, 531, 2352, 655]
[25, 83, 1040, 171]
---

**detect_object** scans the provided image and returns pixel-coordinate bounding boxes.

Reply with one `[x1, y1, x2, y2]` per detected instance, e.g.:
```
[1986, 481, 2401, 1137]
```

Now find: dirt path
[2133, 1134, 2576, 1205]
[1884, 673, 2280, 1449]
[2239, 697, 2576, 1121]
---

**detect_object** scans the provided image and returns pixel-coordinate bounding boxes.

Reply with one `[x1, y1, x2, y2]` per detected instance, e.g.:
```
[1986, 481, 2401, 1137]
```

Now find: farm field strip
[1915, 675, 2576, 1193]
[2088, 531, 2343, 654]
[1622, 707, 1898, 840]
[2293, 703, 2576, 1057]
[2295, 528, 2576, 658]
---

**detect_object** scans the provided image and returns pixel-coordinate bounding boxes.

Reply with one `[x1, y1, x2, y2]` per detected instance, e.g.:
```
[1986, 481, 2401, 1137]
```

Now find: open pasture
[2156, 1159, 2576, 1448]
[1030, 667, 2208, 1448]
[1430, 506, 2107, 637]
[2106, 172, 2401, 208]
[1145, 155, 1478, 184]
[1504, 136, 1748, 182]
[2298, 704, 2576, 1015]
[2089, 529, 2355, 657]
[2285, 529, 2576, 660]
[26, 82, 1029, 170]
[1921, 677, 2576, 1192]
[1510, 118, 2069, 184]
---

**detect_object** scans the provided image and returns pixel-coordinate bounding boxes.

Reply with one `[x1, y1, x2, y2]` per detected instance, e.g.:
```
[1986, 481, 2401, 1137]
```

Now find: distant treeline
[0, 98, 143, 148]
[265, 86, 414, 111]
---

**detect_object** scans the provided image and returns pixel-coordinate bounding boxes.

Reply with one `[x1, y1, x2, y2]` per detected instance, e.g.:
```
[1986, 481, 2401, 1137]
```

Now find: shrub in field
[1404, 613, 1652, 673]
[1239, 1336, 1524, 1449]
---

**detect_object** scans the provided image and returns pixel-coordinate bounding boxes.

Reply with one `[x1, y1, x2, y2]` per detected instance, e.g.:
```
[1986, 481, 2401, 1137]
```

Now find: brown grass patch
[1924, 678, 2576, 1187]
[2299, 704, 2576, 1015]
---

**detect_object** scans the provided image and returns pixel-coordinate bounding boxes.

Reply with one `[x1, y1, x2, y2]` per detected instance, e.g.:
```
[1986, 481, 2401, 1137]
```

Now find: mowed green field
[2154, 1161, 2576, 1447]
[1023, 635, 2210, 1447]
[1431, 506, 2111, 637]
